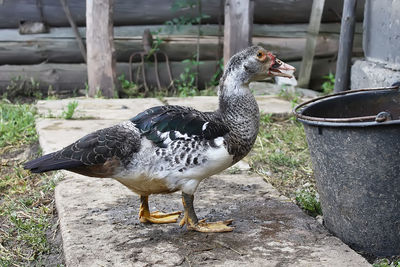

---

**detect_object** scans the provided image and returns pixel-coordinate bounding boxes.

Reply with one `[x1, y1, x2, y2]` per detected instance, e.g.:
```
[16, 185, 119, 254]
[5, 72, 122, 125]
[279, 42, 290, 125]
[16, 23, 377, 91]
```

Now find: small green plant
[95, 87, 104, 98]
[175, 57, 202, 97]
[62, 101, 79, 120]
[84, 82, 89, 97]
[321, 72, 335, 94]
[295, 187, 322, 217]
[117, 74, 143, 98]
[146, 29, 164, 59]
[373, 258, 400, 267]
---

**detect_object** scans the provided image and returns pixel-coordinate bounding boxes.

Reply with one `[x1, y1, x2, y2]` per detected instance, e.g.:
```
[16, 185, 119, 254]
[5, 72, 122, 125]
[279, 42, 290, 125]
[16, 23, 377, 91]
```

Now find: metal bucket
[294, 85, 400, 256]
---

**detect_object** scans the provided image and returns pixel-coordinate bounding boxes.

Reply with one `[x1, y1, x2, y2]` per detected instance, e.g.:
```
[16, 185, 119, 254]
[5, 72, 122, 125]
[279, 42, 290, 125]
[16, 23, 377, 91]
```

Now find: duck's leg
[139, 195, 181, 224]
[179, 192, 233, 232]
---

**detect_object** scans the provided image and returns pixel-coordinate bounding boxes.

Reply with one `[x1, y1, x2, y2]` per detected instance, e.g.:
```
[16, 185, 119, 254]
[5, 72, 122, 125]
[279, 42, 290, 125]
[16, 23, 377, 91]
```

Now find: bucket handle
[293, 84, 400, 123]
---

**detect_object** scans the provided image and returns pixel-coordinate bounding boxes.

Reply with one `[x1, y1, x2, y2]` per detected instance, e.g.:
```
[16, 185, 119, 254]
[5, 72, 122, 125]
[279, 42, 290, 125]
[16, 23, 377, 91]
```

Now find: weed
[146, 29, 164, 60]
[117, 74, 143, 98]
[175, 57, 202, 97]
[373, 258, 400, 267]
[321, 72, 335, 95]
[295, 186, 322, 216]
[95, 88, 104, 99]
[84, 82, 89, 97]
[62, 101, 79, 120]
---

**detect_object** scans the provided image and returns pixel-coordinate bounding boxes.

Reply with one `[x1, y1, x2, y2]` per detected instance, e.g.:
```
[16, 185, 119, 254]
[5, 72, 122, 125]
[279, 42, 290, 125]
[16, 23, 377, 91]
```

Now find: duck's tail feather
[24, 152, 83, 173]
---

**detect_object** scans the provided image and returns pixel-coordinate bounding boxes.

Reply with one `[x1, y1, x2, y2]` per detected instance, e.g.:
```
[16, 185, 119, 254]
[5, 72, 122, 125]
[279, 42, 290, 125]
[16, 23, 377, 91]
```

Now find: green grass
[0, 101, 62, 266]
[0, 103, 38, 148]
[248, 113, 319, 215]
[373, 258, 400, 267]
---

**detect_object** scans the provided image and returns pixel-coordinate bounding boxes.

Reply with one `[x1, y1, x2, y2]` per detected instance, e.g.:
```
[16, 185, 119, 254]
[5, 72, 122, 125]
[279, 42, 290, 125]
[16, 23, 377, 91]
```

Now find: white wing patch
[174, 131, 191, 140]
[159, 131, 172, 145]
[202, 122, 209, 131]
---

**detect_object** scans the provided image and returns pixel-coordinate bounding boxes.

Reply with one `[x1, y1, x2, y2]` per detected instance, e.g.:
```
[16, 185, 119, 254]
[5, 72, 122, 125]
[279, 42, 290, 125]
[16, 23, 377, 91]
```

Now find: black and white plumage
[24, 46, 295, 232]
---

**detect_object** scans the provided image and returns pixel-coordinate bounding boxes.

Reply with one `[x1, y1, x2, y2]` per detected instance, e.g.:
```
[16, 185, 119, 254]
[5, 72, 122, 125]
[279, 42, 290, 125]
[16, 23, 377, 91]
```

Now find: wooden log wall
[0, 0, 365, 28]
[0, 58, 337, 94]
[0, 23, 364, 65]
[0, 62, 219, 94]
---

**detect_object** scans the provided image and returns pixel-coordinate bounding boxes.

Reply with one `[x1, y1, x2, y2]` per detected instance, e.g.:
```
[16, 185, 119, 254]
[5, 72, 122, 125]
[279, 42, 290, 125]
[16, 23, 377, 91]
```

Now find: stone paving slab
[54, 173, 369, 267]
[35, 97, 370, 266]
[36, 98, 164, 121]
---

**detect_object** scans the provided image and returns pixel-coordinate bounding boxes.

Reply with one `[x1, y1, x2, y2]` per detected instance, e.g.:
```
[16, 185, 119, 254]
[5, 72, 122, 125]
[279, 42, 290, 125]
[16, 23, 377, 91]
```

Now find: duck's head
[222, 46, 296, 86]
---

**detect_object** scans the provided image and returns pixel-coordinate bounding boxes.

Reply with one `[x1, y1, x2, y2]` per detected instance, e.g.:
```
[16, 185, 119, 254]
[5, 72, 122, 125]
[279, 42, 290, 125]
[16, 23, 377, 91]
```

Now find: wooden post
[223, 0, 254, 66]
[334, 0, 357, 92]
[86, 0, 116, 98]
[298, 0, 325, 88]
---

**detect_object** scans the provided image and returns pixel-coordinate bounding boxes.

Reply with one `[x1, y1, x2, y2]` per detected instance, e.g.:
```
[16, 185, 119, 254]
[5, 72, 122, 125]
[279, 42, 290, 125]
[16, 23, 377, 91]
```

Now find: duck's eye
[256, 51, 266, 60]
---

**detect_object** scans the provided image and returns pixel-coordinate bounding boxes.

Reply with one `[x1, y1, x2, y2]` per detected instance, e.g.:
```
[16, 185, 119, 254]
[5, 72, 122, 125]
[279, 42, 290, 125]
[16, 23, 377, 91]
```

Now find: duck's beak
[268, 58, 296, 78]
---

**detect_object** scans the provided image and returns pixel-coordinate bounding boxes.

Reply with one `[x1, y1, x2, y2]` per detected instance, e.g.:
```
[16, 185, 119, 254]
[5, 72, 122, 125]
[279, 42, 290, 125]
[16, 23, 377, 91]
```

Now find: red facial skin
[267, 52, 277, 76]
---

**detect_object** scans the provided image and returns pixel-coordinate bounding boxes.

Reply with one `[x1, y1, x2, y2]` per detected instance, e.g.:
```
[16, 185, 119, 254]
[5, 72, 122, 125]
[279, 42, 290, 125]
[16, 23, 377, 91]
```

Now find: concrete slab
[36, 98, 164, 120]
[35, 97, 370, 266]
[55, 173, 369, 267]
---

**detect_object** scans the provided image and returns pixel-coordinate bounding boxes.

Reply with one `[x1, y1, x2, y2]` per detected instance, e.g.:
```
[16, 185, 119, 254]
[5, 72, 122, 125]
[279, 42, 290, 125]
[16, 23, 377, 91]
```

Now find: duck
[24, 46, 295, 233]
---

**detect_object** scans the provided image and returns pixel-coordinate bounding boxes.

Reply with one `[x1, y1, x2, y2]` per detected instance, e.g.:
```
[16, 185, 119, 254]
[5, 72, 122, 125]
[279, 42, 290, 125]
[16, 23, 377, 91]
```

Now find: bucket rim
[293, 85, 400, 127]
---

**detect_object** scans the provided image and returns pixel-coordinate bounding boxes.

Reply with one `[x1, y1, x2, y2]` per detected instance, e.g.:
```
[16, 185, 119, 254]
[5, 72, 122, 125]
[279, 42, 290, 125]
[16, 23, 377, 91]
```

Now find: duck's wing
[130, 105, 229, 147]
[24, 121, 140, 176]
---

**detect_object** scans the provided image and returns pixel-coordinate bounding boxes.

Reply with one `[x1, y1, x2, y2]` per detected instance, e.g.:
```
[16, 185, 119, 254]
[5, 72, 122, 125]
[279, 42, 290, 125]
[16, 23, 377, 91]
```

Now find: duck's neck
[217, 75, 260, 162]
